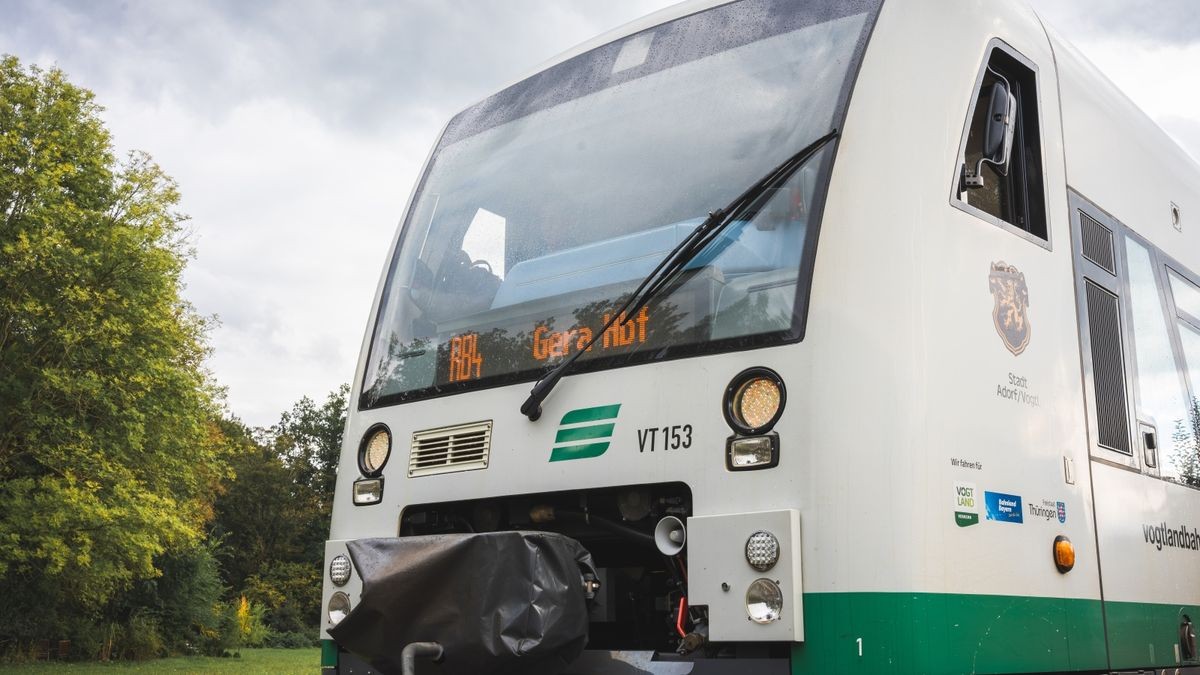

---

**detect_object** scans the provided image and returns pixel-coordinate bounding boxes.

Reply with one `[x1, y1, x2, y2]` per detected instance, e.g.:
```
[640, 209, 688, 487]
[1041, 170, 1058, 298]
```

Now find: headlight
[352, 477, 384, 505]
[745, 531, 780, 572]
[724, 368, 785, 435]
[327, 591, 351, 626]
[359, 425, 391, 476]
[727, 435, 779, 471]
[746, 578, 783, 624]
[329, 554, 352, 586]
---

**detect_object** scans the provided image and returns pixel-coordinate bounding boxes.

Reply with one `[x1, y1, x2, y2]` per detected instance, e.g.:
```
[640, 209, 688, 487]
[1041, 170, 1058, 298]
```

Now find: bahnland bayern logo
[989, 261, 1031, 356]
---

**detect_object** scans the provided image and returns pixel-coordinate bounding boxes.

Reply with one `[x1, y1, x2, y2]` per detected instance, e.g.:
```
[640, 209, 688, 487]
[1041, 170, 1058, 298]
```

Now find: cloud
[1032, 0, 1200, 45]
[1042, 30, 1200, 162]
[1, 0, 677, 426]
[4, 0, 676, 137]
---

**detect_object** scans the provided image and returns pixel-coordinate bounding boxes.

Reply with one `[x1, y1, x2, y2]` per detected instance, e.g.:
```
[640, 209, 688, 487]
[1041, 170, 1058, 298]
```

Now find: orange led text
[448, 333, 483, 382]
[532, 308, 650, 361]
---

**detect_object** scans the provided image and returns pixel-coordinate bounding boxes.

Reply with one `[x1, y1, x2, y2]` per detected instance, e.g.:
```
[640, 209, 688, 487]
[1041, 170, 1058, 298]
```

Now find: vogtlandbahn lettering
[1142, 522, 1200, 551]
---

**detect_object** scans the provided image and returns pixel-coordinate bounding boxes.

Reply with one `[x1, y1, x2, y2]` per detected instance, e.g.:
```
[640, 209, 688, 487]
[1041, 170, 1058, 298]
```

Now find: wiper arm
[520, 129, 839, 421]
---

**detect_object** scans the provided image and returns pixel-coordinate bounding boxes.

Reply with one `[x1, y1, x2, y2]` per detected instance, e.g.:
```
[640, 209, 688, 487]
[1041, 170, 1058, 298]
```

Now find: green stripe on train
[560, 404, 621, 425]
[555, 423, 616, 443]
[791, 592, 1198, 674]
[549, 441, 610, 462]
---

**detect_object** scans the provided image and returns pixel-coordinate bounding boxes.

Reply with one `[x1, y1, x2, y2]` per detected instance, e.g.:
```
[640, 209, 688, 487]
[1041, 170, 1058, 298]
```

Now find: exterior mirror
[963, 80, 1017, 189]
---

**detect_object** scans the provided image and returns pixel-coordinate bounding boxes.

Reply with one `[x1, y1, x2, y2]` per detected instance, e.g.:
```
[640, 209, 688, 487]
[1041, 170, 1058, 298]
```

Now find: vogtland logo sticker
[954, 481, 979, 527]
[549, 404, 621, 462]
[984, 491, 1024, 524]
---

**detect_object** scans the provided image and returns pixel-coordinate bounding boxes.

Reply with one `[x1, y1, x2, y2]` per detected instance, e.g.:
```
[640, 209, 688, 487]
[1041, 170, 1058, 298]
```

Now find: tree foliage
[1172, 397, 1200, 488]
[0, 55, 349, 659]
[213, 387, 347, 638]
[0, 55, 233, 651]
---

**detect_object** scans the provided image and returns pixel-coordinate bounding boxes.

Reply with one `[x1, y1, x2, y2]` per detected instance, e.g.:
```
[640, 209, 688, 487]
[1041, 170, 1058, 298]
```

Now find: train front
[321, 1, 882, 673]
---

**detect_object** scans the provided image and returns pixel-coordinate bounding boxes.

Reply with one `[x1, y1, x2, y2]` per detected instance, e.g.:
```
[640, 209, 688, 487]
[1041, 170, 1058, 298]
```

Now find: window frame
[950, 38, 1052, 251]
[1167, 265, 1200, 330]
[1072, 188, 1200, 487]
[1119, 228, 1196, 482]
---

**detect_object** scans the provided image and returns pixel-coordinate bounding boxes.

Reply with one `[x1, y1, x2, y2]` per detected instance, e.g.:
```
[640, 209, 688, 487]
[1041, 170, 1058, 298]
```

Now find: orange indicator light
[1053, 535, 1075, 573]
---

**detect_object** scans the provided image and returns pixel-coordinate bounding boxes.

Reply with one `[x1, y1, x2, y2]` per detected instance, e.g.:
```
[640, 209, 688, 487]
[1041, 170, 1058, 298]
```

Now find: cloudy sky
[3, 0, 1198, 427]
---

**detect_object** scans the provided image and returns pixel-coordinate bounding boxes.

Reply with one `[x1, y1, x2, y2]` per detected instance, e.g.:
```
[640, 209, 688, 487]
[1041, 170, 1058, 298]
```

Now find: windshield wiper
[519, 129, 839, 421]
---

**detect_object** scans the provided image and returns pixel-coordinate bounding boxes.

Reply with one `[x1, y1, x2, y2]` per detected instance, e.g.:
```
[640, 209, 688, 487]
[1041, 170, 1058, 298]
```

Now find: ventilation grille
[1080, 212, 1116, 275]
[1085, 281, 1130, 454]
[409, 420, 491, 477]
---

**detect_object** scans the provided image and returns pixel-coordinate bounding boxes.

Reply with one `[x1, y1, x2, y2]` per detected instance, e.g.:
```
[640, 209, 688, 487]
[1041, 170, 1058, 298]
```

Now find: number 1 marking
[856, 638, 863, 657]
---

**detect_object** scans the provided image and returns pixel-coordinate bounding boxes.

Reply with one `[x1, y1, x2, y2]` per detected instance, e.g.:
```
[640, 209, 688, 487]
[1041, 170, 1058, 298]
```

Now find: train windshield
[362, 0, 880, 407]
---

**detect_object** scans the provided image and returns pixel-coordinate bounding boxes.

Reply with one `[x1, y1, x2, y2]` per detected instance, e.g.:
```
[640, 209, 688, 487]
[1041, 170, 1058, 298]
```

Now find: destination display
[443, 307, 656, 385]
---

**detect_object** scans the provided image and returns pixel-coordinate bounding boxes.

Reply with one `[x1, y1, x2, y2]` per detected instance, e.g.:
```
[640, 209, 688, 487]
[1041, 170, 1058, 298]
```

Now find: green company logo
[955, 481, 980, 527]
[549, 404, 621, 462]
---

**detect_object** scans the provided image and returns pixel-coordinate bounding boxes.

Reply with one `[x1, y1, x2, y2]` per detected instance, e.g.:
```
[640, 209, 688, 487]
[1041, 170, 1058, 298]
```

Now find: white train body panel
[322, 1, 1200, 673]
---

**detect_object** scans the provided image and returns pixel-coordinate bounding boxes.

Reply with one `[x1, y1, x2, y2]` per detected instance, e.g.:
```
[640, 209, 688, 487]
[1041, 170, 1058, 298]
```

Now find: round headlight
[724, 368, 786, 434]
[329, 554, 352, 586]
[746, 578, 783, 624]
[359, 425, 391, 476]
[745, 531, 780, 572]
[327, 591, 351, 626]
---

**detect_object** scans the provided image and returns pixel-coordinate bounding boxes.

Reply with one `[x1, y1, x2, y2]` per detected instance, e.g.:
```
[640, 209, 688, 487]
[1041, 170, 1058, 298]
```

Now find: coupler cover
[329, 532, 597, 675]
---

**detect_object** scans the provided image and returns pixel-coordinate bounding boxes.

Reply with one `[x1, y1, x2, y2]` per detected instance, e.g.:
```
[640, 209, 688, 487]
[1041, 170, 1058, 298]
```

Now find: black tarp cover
[330, 532, 597, 675]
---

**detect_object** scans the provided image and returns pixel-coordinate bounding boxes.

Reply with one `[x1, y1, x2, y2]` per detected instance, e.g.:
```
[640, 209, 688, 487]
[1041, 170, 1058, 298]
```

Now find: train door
[1071, 191, 1200, 670]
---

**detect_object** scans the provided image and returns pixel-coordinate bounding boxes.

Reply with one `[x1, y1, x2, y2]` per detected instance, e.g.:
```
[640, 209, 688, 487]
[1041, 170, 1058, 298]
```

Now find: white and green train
[320, 0, 1200, 673]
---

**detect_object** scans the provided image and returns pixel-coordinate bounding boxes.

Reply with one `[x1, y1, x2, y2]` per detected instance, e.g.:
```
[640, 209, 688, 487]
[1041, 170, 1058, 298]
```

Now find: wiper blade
[520, 129, 839, 421]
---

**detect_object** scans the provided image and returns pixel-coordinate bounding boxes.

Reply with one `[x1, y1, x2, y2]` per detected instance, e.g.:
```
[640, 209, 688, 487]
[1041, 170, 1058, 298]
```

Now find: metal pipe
[401, 641, 443, 675]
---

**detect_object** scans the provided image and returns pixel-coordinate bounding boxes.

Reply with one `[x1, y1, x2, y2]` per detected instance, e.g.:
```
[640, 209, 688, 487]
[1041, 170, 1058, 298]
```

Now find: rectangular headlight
[353, 477, 384, 505]
[726, 434, 779, 471]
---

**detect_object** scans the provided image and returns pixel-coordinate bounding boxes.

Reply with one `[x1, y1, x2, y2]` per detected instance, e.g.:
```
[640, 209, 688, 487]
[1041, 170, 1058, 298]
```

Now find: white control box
[686, 509, 803, 642]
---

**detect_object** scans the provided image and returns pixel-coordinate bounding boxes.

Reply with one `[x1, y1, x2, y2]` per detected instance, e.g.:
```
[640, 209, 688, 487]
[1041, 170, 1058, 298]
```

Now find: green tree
[210, 387, 346, 639]
[1172, 397, 1200, 488]
[0, 56, 233, 652]
[271, 384, 349, 509]
[212, 421, 317, 594]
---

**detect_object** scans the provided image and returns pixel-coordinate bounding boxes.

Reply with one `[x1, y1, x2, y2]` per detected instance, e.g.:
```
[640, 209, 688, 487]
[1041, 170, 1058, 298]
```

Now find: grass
[0, 648, 320, 674]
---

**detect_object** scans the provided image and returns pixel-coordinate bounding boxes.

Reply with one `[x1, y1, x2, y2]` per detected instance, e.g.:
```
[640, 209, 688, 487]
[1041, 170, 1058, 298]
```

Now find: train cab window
[955, 44, 1047, 242]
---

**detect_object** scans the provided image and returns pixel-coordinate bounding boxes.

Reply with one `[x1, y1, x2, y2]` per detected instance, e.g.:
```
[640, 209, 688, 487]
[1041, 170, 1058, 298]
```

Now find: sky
[2, 0, 1198, 427]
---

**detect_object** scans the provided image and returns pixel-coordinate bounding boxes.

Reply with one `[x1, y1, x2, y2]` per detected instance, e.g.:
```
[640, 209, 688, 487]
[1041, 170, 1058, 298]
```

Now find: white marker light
[329, 554, 352, 586]
[745, 531, 780, 572]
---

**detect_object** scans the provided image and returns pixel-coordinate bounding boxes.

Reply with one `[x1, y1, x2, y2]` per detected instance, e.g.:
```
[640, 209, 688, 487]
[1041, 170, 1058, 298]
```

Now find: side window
[954, 44, 1048, 242]
[1074, 194, 1200, 487]
[1170, 271, 1200, 486]
[1124, 238, 1193, 481]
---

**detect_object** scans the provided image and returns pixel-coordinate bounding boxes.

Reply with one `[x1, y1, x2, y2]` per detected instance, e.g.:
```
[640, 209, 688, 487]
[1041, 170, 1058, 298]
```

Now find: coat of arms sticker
[988, 261, 1031, 356]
